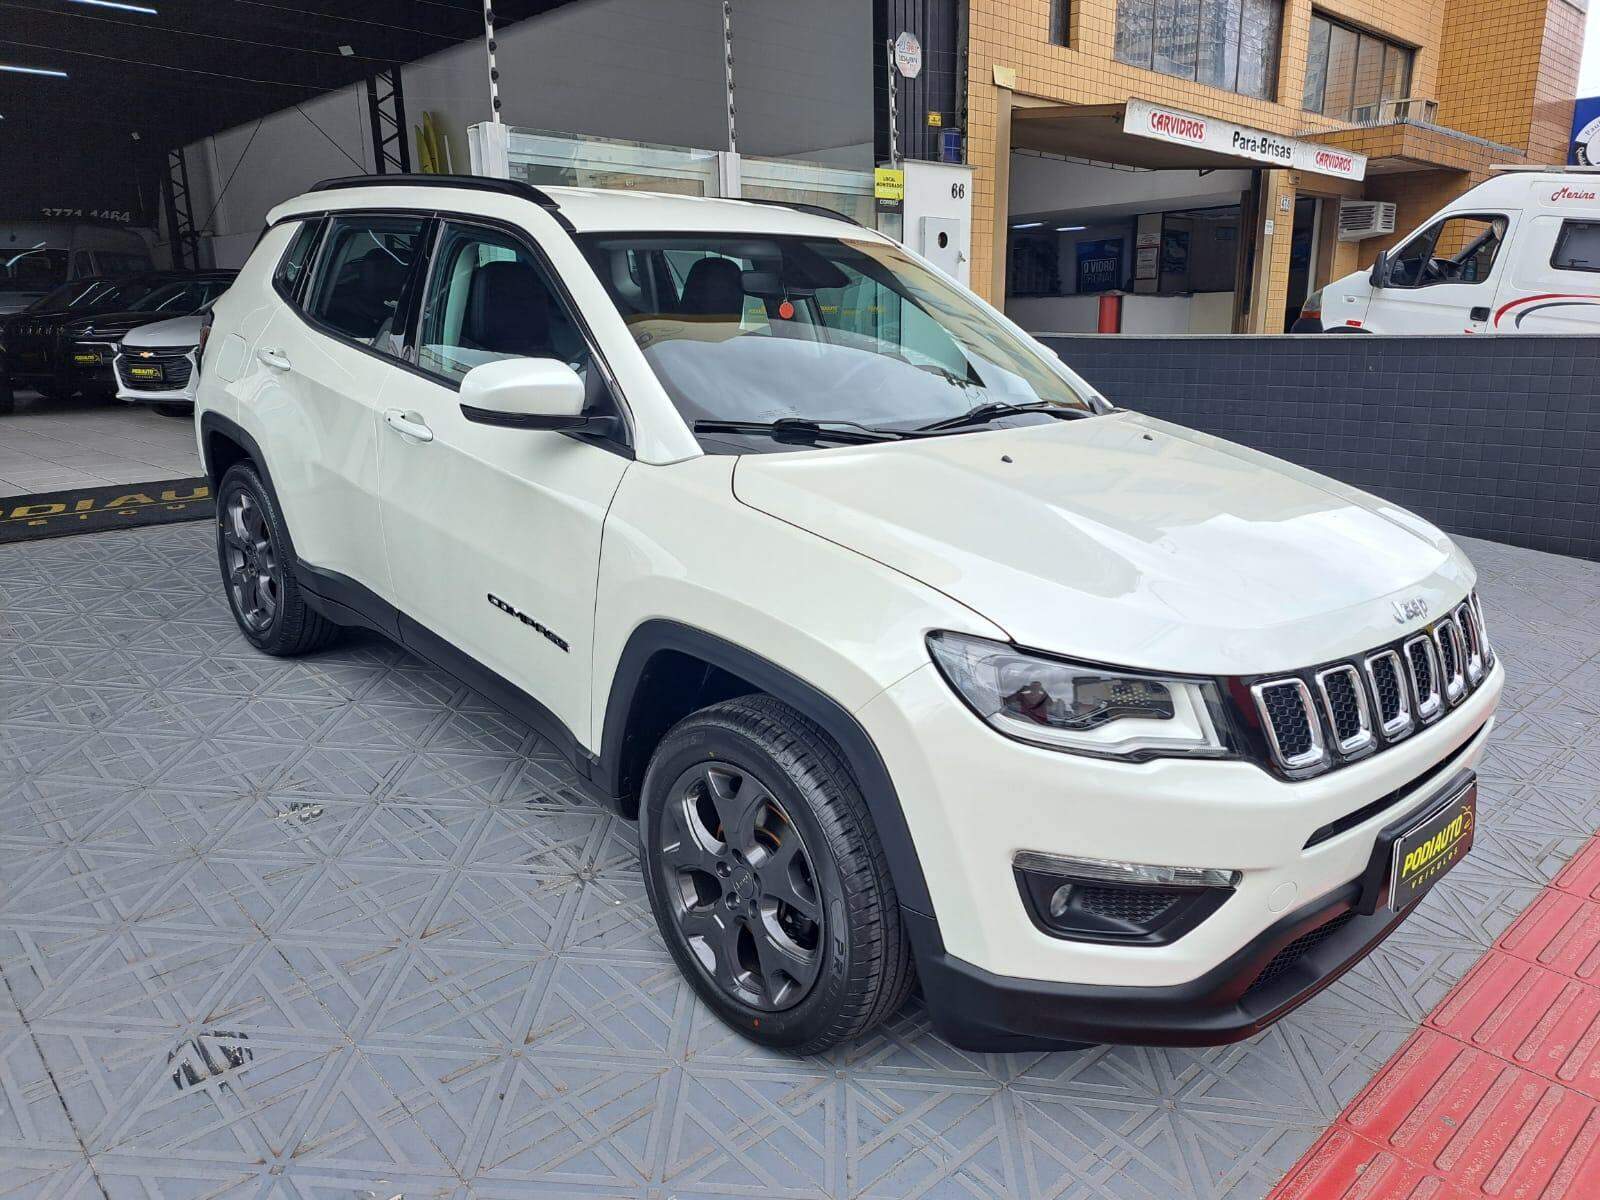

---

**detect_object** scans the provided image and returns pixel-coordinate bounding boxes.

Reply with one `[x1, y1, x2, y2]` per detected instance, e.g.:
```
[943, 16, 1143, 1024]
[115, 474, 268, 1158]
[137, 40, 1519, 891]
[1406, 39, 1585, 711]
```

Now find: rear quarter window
[273, 219, 324, 301]
[1551, 221, 1600, 274]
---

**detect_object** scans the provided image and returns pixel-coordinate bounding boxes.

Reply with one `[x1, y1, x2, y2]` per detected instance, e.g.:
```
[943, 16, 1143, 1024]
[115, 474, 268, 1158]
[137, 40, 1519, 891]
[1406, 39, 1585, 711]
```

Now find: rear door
[252, 211, 430, 594]
[1372, 212, 1515, 334]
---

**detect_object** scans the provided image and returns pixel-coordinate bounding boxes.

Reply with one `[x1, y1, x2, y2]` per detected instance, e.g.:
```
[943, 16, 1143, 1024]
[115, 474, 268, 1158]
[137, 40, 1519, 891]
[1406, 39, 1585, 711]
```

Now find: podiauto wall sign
[1124, 99, 1367, 181]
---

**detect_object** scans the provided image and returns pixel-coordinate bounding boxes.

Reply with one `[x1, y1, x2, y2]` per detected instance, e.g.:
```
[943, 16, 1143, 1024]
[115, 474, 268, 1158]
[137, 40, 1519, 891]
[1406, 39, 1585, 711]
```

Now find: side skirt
[295, 562, 626, 816]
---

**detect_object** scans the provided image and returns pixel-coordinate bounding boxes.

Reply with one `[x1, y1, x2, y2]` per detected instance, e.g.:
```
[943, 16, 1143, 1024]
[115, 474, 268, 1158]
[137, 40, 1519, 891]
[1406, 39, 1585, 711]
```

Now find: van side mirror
[1369, 250, 1389, 289]
[459, 357, 616, 434]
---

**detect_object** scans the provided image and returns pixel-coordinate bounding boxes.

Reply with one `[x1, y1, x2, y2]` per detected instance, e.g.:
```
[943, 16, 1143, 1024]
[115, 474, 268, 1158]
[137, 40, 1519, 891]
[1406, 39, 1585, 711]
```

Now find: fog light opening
[1014, 851, 1239, 945]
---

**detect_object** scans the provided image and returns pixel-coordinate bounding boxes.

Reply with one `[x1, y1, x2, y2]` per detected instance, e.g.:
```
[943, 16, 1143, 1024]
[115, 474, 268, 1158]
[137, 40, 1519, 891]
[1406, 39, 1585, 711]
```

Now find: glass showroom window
[1114, 0, 1283, 100]
[1303, 13, 1413, 120]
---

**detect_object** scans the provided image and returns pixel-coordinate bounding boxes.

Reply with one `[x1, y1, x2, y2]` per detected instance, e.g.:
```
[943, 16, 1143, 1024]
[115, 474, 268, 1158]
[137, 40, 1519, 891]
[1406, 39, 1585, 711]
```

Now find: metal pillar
[483, 4, 503, 124]
[722, 1, 737, 154]
[162, 146, 200, 271]
[365, 65, 411, 175]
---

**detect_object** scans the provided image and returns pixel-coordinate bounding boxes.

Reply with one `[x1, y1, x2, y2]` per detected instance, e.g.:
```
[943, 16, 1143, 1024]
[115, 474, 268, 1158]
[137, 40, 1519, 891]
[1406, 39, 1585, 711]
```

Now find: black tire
[0, 378, 14, 416]
[639, 695, 914, 1053]
[154, 401, 194, 419]
[215, 461, 341, 656]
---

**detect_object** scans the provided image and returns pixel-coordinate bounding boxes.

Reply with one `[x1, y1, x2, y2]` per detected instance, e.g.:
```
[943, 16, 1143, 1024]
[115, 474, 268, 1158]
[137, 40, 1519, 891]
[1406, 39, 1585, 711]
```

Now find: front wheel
[639, 695, 914, 1053]
[215, 461, 341, 656]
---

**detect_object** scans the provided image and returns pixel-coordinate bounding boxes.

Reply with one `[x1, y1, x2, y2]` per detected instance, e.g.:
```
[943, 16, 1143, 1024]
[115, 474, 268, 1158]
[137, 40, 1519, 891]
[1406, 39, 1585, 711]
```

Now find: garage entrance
[994, 99, 1365, 335]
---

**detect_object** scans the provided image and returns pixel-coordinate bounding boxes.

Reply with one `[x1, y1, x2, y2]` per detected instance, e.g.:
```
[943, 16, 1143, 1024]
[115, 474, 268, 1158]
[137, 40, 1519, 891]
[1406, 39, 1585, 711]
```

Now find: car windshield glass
[577, 233, 1092, 444]
[2, 246, 69, 291]
[28, 279, 102, 311]
[130, 279, 224, 313]
[95, 280, 156, 309]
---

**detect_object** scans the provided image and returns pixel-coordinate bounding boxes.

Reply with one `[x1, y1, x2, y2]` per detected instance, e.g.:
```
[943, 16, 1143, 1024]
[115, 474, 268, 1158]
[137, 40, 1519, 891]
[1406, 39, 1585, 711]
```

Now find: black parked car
[0, 270, 235, 412]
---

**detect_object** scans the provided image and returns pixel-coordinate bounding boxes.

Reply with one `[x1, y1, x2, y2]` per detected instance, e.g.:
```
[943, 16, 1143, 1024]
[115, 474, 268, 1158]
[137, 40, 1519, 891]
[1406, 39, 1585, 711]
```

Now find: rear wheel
[639, 695, 914, 1053]
[215, 461, 341, 656]
[0, 377, 13, 416]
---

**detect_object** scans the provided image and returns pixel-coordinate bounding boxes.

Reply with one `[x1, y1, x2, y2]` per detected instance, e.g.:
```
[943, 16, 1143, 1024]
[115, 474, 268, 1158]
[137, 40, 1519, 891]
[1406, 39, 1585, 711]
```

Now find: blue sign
[1572, 96, 1600, 165]
[1075, 238, 1122, 293]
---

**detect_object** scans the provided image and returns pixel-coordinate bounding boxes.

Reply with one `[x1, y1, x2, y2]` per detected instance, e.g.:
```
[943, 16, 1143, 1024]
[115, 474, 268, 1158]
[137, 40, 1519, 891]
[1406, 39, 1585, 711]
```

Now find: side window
[1552, 221, 1600, 273]
[273, 220, 322, 300]
[417, 222, 591, 385]
[304, 215, 427, 352]
[1389, 215, 1506, 288]
[73, 251, 95, 277]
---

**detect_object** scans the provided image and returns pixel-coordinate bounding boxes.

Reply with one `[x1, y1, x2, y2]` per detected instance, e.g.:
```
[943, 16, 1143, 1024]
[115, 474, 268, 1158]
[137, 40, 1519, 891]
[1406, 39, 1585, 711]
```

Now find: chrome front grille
[1251, 591, 1493, 775]
[1404, 635, 1442, 723]
[1364, 650, 1412, 739]
[1315, 665, 1373, 756]
[1251, 679, 1324, 769]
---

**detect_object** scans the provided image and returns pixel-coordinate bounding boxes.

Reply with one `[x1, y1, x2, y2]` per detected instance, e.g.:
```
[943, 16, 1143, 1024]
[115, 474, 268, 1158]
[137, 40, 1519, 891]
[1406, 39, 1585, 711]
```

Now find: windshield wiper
[915, 400, 1089, 433]
[693, 418, 910, 445]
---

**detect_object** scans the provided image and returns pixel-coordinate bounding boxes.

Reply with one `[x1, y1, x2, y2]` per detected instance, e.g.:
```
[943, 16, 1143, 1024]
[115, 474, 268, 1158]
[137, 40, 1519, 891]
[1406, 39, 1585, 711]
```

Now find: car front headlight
[927, 631, 1231, 760]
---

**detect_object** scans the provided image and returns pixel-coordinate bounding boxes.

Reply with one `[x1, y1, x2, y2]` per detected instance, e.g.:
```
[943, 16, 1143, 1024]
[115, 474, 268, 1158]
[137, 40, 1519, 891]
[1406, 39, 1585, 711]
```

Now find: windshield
[130, 278, 228, 314]
[577, 233, 1092, 446]
[28, 278, 105, 311]
[2, 246, 69, 293]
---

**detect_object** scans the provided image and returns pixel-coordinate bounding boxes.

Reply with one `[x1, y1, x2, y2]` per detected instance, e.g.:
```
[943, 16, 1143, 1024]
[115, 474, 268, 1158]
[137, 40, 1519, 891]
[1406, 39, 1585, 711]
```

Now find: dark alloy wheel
[657, 760, 824, 1011]
[214, 461, 341, 656]
[640, 696, 914, 1053]
[221, 485, 282, 635]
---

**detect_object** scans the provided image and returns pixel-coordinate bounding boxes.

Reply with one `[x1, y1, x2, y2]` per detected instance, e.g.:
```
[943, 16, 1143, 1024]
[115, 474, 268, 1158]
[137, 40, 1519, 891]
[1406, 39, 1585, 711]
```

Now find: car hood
[65, 310, 179, 339]
[731, 411, 1474, 676]
[120, 312, 202, 348]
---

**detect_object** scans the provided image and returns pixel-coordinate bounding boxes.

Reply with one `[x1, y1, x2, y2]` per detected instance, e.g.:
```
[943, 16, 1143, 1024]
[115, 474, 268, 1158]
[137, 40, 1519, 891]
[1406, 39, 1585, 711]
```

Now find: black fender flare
[597, 619, 936, 918]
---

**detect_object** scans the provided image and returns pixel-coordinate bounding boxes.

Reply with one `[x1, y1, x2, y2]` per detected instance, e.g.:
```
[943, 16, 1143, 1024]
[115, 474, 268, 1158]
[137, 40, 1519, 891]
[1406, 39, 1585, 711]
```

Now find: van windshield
[2, 246, 69, 292]
[577, 233, 1092, 446]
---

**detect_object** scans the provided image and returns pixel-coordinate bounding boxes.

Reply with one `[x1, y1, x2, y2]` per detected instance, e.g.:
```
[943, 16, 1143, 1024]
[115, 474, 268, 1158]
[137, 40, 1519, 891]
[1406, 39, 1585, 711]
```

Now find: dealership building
[150, 0, 1585, 336]
[965, 0, 1587, 332]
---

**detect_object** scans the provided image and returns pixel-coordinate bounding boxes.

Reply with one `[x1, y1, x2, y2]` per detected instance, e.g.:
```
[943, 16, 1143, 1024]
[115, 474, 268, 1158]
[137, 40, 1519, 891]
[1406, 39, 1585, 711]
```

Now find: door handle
[256, 347, 292, 371]
[1469, 306, 1491, 323]
[383, 409, 434, 443]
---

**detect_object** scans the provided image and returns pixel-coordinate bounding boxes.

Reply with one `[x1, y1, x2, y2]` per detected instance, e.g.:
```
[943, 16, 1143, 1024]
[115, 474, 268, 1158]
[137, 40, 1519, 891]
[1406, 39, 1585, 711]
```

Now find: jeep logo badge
[1392, 596, 1429, 624]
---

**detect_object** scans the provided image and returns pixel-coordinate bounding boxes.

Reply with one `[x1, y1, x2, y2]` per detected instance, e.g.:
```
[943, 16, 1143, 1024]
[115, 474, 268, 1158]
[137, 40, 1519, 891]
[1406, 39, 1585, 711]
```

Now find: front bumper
[859, 658, 1502, 1047]
[115, 347, 198, 404]
[909, 872, 1405, 1049]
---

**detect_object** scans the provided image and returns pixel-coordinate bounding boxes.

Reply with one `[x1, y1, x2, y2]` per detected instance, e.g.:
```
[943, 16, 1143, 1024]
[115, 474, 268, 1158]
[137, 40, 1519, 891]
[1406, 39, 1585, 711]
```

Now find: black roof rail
[734, 197, 863, 227]
[308, 173, 564, 213]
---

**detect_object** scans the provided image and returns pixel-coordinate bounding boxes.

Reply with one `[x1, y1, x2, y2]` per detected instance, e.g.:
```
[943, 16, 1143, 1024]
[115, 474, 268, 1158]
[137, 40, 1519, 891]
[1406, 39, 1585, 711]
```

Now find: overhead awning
[1012, 99, 1368, 182]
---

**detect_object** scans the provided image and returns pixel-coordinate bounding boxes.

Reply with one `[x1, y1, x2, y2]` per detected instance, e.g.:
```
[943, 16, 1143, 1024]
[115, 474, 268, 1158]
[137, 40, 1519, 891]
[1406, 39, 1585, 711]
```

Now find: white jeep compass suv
[195, 175, 1502, 1053]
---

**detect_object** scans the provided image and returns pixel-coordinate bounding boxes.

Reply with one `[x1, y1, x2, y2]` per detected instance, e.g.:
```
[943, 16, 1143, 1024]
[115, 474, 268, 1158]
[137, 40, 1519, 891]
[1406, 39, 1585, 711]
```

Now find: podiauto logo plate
[1389, 780, 1476, 911]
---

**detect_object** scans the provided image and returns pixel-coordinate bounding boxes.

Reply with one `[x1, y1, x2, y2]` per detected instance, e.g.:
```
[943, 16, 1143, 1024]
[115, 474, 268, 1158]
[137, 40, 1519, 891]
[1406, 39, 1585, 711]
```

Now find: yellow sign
[926, 111, 943, 127]
[873, 167, 905, 202]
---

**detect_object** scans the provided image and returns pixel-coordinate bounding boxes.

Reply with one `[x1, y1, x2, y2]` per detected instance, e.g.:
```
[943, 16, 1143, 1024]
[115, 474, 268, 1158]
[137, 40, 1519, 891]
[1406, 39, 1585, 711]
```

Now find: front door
[1374, 212, 1514, 334]
[376, 216, 630, 744]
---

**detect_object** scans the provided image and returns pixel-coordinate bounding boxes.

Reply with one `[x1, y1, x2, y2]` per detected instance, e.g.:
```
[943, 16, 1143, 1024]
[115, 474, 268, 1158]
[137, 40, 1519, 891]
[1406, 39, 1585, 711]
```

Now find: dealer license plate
[73, 352, 102, 365]
[129, 365, 163, 381]
[1388, 780, 1476, 911]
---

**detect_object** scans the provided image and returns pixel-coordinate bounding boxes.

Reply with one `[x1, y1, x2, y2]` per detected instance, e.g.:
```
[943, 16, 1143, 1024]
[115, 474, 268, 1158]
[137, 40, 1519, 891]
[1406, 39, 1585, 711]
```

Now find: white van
[1297, 167, 1600, 335]
[0, 220, 156, 315]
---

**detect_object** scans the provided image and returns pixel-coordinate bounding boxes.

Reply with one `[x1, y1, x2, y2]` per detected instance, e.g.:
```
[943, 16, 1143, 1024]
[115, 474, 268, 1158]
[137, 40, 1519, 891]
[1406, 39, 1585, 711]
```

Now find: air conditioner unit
[1338, 199, 1397, 241]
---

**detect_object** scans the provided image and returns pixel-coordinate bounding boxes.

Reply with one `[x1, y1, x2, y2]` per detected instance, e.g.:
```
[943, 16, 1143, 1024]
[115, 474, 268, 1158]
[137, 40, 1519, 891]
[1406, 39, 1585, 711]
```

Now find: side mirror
[458, 357, 615, 434]
[1368, 250, 1389, 289]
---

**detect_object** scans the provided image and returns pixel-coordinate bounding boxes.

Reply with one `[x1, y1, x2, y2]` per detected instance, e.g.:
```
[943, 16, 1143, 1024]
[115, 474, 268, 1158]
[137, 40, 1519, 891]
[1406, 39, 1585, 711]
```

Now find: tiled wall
[1044, 334, 1600, 561]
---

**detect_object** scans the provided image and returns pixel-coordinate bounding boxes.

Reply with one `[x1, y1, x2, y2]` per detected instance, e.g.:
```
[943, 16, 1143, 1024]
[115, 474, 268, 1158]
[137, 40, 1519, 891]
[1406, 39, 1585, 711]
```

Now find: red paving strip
[1269, 837, 1600, 1199]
